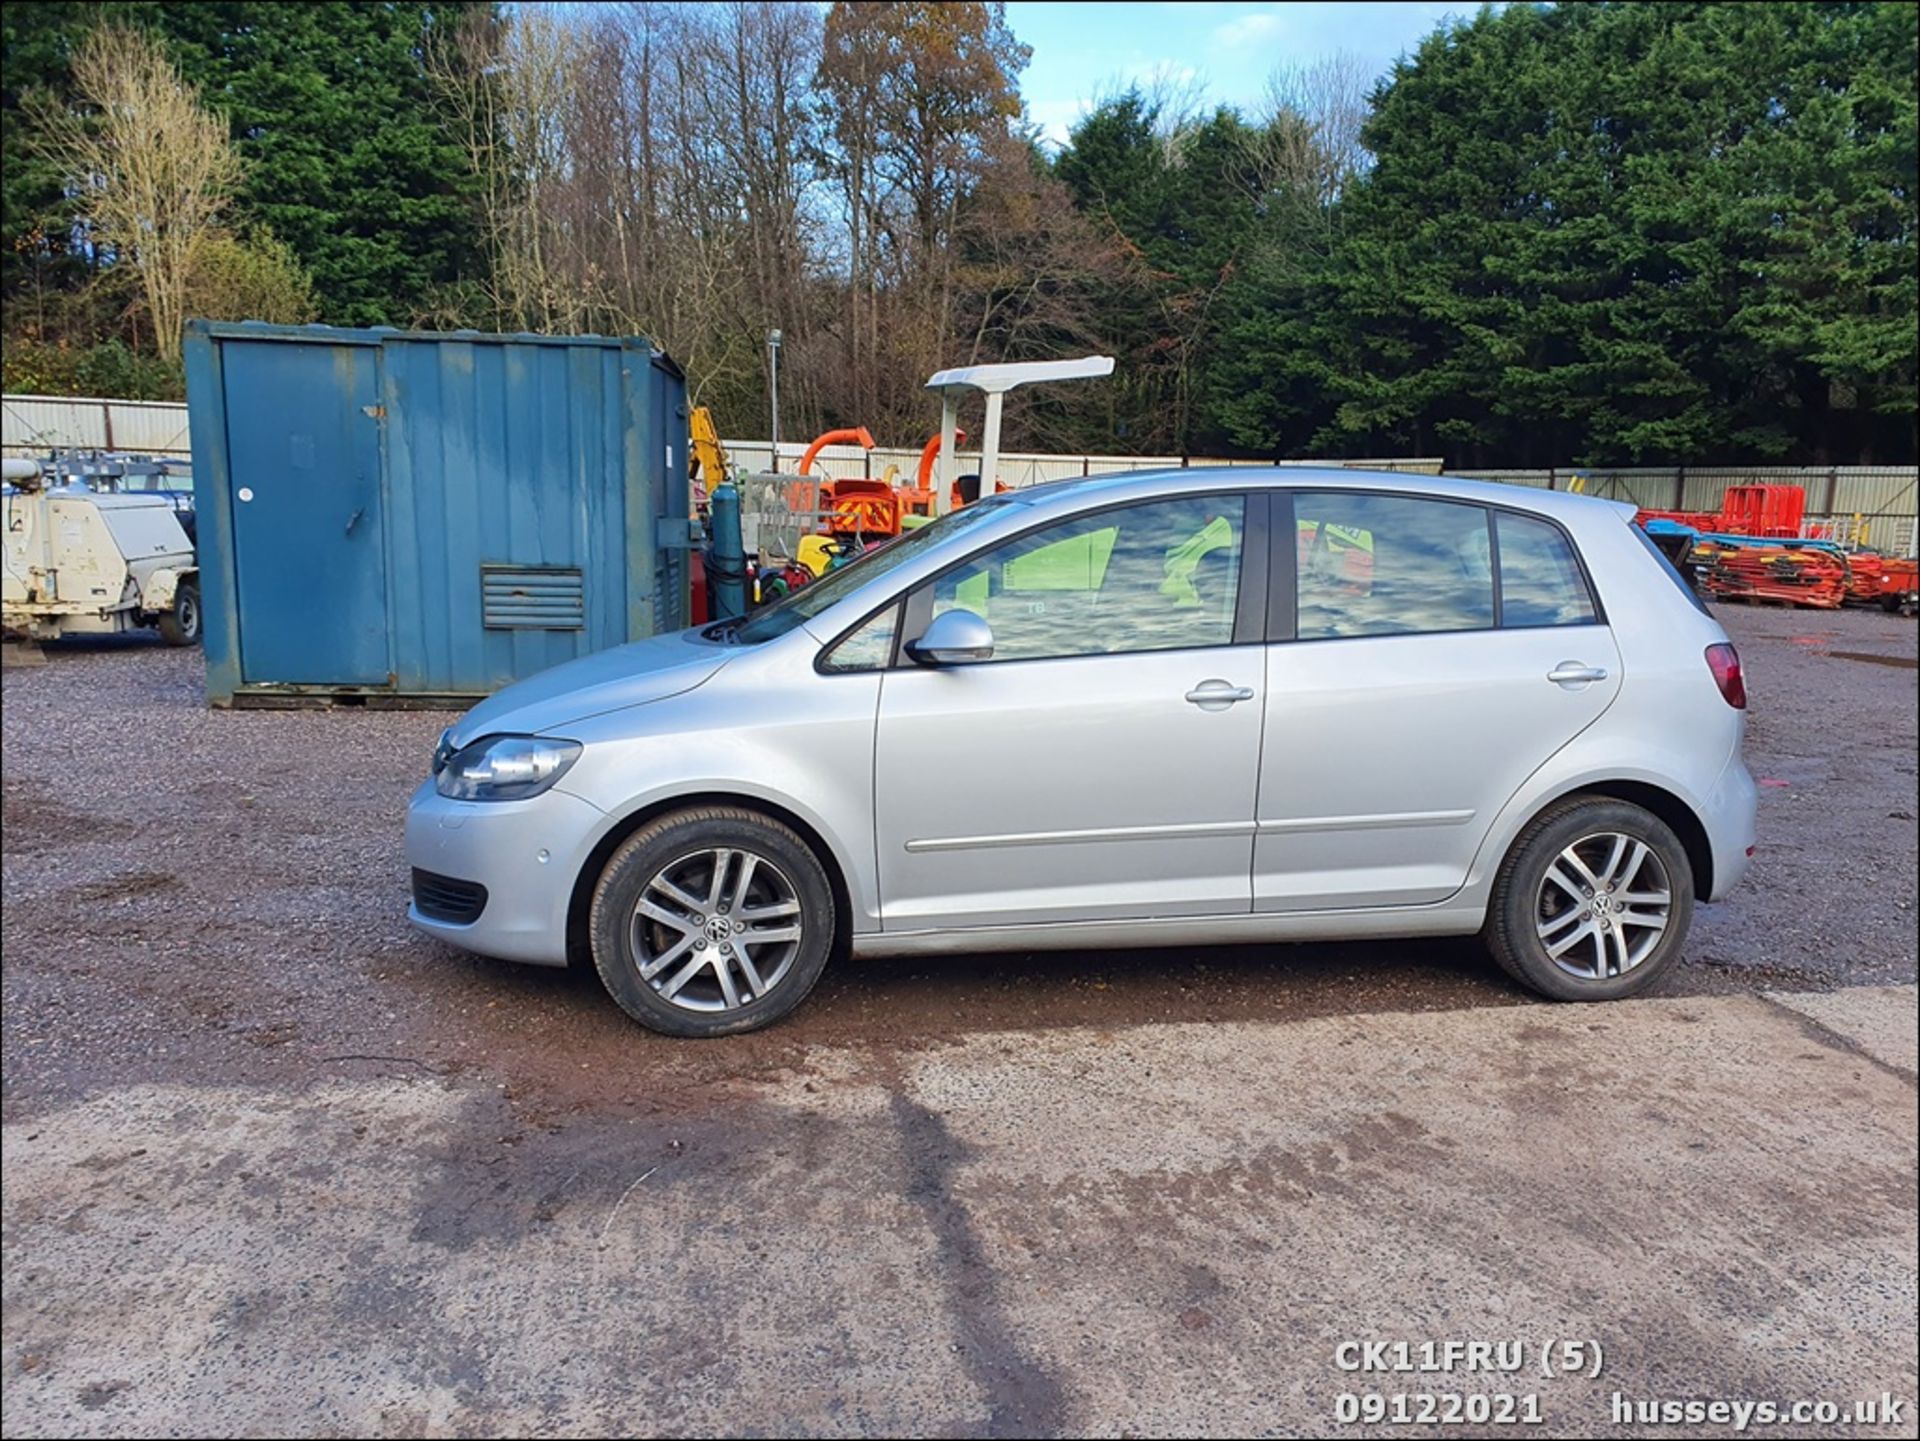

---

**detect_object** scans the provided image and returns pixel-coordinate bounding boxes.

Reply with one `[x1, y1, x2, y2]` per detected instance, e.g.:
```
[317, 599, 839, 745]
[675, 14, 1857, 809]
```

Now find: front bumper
[404, 780, 606, 966]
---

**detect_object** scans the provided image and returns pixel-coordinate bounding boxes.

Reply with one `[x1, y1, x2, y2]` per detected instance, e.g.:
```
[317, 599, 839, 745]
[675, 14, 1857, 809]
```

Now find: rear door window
[1293, 492, 1494, 638]
[1631, 520, 1710, 615]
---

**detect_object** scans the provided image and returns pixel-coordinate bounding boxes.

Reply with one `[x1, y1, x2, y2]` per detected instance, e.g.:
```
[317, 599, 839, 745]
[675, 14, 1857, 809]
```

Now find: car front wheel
[1483, 796, 1695, 1001]
[588, 805, 836, 1037]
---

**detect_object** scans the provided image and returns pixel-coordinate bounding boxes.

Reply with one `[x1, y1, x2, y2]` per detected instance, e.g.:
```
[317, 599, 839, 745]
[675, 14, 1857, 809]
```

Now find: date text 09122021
[1336, 1392, 1545, 1426]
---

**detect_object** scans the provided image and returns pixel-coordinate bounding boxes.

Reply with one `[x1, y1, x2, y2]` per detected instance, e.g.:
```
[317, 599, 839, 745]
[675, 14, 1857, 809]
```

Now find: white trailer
[2, 458, 200, 645]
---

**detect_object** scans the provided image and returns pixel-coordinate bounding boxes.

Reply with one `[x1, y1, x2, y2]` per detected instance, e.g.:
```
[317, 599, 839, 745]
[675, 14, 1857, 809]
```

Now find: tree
[815, 2, 1032, 436]
[2, 2, 100, 318]
[187, 226, 316, 325]
[1217, 1, 1919, 466]
[33, 24, 243, 365]
[4, 2, 482, 378]
[1055, 89, 1319, 453]
[153, 1, 486, 328]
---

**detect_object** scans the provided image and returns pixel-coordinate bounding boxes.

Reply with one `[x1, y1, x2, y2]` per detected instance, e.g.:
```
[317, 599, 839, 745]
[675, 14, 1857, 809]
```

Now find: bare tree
[429, 4, 827, 433]
[35, 26, 244, 364]
[428, 1, 1109, 447]
[1256, 51, 1371, 205]
[816, 2, 1034, 437]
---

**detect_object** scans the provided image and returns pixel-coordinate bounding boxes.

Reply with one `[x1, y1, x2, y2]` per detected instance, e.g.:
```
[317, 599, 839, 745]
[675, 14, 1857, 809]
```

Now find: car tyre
[156, 579, 200, 647]
[589, 805, 836, 1038]
[1483, 795, 1694, 1001]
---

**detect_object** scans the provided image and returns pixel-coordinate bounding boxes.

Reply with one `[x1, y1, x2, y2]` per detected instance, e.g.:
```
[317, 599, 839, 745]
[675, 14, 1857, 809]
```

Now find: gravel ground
[2, 602, 1913, 1121]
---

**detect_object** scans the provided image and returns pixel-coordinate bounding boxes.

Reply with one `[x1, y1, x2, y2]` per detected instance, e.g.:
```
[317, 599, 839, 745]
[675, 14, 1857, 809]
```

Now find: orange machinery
[787, 427, 903, 537]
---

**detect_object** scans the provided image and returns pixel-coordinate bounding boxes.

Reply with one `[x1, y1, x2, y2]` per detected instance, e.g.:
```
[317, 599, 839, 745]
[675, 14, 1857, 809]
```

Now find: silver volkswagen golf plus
[407, 468, 1756, 1037]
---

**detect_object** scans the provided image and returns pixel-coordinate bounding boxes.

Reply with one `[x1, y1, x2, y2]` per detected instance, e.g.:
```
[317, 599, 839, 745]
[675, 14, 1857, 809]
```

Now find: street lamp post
[767, 329, 782, 472]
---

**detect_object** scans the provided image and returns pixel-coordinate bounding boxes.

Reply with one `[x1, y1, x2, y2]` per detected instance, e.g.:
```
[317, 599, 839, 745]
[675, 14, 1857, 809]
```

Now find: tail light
[1705, 643, 1746, 709]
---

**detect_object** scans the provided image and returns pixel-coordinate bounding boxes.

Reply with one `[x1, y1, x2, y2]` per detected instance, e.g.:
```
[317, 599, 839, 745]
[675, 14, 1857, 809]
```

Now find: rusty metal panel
[2, 395, 194, 457]
[1830, 468, 1919, 524]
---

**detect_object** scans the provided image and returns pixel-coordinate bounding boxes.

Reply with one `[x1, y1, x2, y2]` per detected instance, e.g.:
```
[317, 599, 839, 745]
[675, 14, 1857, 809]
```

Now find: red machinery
[1632, 481, 1911, 611]
[1692, 541, 1849, 609]
[1637, 483, 1814, 538]
[793, 427, 917, 538]
[1844, 553, 1920, 613]
[1718, 484, 1809, 538]
[824, 477, 902, 537]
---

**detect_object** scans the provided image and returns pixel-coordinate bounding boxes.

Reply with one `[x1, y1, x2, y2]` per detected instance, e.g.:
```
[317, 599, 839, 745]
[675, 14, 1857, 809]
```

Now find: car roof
[1007, 465, 1638, 524]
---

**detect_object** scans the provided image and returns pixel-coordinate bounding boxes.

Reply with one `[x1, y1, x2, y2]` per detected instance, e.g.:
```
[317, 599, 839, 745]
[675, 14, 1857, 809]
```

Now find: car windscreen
[730, 497, 1019, 644]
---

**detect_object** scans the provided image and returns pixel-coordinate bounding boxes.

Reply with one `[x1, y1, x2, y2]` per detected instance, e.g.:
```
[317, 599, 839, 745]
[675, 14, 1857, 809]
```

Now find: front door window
[930, 495, 1248, 661]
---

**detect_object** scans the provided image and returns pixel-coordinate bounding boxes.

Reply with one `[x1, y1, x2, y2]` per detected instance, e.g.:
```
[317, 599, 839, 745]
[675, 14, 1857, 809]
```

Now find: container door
[224, 341, 388, 685]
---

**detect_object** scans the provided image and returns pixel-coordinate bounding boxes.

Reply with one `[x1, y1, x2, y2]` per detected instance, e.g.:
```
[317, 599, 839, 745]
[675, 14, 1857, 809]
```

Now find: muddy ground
[2, 602, 1915, 1436]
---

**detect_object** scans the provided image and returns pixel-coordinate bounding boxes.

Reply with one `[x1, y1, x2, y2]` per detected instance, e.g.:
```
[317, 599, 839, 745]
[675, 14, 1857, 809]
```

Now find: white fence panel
[3, 394, 113, 455]
[104, 401, 192, 455]
[5, 391, 1914, 552]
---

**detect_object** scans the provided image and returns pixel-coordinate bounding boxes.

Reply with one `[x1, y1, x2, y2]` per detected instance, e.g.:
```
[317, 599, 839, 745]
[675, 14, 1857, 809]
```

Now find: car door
[1256, 491, 1622, 911]
[873, 492, 1268, 932]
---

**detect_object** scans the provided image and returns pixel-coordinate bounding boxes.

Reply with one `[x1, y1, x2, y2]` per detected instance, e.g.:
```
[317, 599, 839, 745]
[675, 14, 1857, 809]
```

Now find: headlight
[434, 734, 582, 802]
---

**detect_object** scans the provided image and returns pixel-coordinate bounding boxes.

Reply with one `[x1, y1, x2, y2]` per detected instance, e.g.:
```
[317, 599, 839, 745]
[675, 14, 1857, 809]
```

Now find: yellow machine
[689, 406, 731, 497]
[796, 533, 837, 577]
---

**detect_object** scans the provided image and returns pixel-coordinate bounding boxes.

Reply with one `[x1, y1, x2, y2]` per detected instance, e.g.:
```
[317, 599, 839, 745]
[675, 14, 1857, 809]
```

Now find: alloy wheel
[1534, 831, 1673, 981]
[629, 847, 805, 1013]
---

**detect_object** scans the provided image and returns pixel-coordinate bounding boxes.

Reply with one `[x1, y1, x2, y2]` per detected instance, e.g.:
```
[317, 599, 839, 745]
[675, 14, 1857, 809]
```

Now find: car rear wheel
[588, 805, 836, 1037]
[1483, 796, 1694, 1001]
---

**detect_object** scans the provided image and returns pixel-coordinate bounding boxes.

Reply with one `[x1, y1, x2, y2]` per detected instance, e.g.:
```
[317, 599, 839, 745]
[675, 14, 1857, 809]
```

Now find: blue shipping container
[184, 321, 689, 706]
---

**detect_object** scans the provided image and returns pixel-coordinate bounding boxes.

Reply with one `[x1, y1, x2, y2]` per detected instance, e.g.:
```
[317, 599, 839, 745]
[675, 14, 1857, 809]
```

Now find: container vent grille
[481, 565, 585, 630]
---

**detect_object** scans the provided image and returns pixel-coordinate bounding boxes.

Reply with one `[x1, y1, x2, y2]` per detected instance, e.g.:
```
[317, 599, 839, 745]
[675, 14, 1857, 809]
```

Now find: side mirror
[906, 609, 995, 666]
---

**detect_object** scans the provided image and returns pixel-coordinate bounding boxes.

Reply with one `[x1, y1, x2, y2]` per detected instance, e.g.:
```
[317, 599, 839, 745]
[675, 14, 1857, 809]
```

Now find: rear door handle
[1547, 662, 1609, 686]
[1185, 681, 1256, 709]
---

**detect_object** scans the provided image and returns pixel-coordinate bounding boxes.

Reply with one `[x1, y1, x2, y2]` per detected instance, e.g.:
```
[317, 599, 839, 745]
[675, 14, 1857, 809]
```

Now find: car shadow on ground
[405, 931, 1529, 1053]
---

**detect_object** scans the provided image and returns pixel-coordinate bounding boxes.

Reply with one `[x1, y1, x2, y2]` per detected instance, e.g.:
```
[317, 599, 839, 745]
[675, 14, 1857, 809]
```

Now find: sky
[1006, 1, 1486, 145]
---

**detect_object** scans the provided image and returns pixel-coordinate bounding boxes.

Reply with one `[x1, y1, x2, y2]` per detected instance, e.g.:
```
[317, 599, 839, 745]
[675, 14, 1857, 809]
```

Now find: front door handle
[1185, 681, 1256, 710]
[1547, 662, 1609, 686]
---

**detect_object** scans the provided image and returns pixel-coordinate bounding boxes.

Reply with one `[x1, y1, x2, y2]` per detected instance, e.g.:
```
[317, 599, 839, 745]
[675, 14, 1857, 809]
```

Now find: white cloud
[1212, 9, 1286, 50]
[1026, 96, 1097, 148]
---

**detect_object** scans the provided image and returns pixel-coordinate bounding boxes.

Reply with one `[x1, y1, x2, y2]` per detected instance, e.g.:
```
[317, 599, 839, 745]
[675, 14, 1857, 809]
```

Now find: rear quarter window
[1630, 521, 1711, 615]
[1496, 512, 1599, 626]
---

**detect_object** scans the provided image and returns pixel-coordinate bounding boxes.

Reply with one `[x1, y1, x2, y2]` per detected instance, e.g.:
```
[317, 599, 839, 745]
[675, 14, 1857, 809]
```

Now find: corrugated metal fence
[7, 392, 1914, 553]
[1445, 466, 1918, 554]
[2, 392, 191, 457]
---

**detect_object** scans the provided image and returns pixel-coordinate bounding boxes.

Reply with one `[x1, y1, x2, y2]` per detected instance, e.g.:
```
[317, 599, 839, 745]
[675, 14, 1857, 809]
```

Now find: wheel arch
[1514, 779, 1715, 900]
[564, 791, 855, 968]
